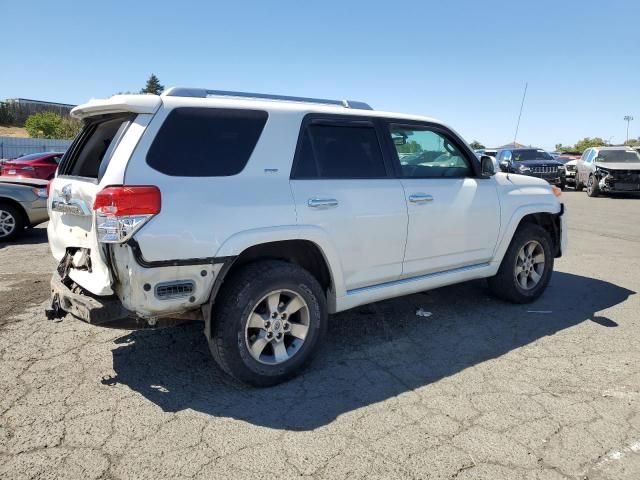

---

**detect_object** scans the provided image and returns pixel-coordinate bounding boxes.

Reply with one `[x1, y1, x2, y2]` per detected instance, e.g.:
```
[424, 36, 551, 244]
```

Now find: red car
[1, 152, 64, 180]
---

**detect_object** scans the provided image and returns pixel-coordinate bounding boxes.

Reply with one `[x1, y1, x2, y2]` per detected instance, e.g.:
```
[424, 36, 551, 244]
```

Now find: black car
[496, 148, 566, 189]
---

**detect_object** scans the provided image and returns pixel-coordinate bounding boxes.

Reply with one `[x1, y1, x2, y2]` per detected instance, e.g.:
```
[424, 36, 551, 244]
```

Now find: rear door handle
[307, 198, 339, 209]
[408, 194, 433, 204]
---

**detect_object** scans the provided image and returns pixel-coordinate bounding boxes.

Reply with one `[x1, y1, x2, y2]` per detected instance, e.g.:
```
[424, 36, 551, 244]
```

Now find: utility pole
[513, 83, 528, 146]
[624, 115, 634, 144]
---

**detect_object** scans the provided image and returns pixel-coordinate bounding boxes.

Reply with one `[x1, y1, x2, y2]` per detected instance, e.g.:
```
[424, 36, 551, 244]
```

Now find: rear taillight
[93, 186, 161, 243]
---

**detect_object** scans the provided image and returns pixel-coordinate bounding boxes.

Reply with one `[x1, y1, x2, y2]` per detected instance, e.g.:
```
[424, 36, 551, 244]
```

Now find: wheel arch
[203, 227, 345, 339]
[493, 203, 563, 266]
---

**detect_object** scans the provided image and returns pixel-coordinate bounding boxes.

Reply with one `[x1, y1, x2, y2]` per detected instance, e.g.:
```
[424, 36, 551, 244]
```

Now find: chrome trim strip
[346, 262, 491, 296]
[51, 196, 92, 216]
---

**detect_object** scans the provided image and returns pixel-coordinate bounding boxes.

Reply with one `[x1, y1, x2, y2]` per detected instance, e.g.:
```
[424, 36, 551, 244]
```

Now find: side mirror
[499, 160, 511, 172]
[480, 155, 495, 176]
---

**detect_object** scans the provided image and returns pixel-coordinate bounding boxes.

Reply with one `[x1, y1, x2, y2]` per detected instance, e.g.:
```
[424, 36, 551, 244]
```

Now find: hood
[593, 161, 640, 171]
[565, 159, 577, 166]
[514, 159, 563, 167]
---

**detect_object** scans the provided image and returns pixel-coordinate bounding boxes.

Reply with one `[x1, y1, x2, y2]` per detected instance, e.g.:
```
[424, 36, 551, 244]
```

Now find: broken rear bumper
[48, 274, 130, 325]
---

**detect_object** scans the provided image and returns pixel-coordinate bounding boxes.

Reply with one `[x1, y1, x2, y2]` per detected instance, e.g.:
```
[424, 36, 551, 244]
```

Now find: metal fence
[0, 136, 72, 160]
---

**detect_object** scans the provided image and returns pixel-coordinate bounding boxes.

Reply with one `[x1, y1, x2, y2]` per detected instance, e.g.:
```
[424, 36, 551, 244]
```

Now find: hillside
[0, 125, 29, 137]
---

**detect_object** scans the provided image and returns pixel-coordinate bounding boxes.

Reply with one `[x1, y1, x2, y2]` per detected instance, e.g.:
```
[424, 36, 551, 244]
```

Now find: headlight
[31, 187, 48, 198]
[595, 167, 609, 176]
[518, 165, 531, 173]
[557, 165, 565, 171]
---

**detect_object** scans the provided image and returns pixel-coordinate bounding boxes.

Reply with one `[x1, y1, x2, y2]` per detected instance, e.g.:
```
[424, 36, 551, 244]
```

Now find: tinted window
[595, 149, 640, 163]
[14, 153, 54, 161]
[389, 125, 471, 178]
[147, 108, 268, 177]
[293, 123, 386, 179]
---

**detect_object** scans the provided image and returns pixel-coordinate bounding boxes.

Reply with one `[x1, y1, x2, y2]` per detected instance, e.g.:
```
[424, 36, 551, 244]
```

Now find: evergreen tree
[140, 74, 164, 95]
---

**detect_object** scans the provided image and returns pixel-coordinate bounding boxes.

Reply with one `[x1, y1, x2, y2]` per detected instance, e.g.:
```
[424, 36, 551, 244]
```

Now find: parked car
[46, 89, 566, 386]
[575, 146, 640, 196]
[555, 152, 582, 187]
[0, 177, 49, 241]
[496, 148, 567, 189]
[0, 152, 64, 180]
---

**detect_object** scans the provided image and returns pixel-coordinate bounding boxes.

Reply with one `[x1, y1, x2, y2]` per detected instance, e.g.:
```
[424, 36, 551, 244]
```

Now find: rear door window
[292, 121, 387, 179]
[146, 107, 268, 177]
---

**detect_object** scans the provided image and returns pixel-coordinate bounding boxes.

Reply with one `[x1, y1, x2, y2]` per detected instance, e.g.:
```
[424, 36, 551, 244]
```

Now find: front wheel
[586, 174, 600, 197]
[208, 260, 327, 387]
[575, 174, 584, 191]
[488, 224, 554, 303]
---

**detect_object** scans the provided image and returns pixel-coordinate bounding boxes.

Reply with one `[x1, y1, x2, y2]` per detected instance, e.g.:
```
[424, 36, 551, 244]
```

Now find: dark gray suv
[496, 148, 566, 189]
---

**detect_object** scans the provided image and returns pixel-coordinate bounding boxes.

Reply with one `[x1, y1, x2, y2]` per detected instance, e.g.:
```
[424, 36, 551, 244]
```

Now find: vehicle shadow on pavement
[0, 225, 48, 249]
[105, 271, 634, 430]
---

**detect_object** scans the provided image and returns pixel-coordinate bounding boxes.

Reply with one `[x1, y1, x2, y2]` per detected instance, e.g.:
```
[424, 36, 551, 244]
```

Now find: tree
[57, 117, 83, 139]
[25, 111, 63, 139]
[24, 112, 81, 139]
[469, 140, 485, 150]
[140, 74, 164, 95]
[573, 137, 606, 152]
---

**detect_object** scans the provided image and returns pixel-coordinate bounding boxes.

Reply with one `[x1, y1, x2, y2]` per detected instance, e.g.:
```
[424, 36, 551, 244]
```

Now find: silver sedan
[0, 177, 49, 241]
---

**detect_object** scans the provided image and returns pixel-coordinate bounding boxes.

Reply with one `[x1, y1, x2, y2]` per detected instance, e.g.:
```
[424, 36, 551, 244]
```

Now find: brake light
[93, 186, 161, 243]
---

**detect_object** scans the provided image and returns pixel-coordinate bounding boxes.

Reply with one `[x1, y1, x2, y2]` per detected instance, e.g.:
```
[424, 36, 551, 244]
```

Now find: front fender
[493, 202, 563, 268]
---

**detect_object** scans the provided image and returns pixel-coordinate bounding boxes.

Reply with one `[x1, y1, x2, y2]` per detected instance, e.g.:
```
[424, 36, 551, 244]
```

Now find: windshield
[512, 149, 554, 161]
[595, 150, 640, 163]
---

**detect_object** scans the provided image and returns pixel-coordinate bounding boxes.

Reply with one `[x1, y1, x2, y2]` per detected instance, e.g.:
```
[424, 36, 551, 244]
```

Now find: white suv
[46, 88, 567, 386]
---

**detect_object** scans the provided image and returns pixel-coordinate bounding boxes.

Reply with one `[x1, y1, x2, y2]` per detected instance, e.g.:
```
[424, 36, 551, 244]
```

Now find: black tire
[559, 181, 566, 190]
[575, 174, 584, 191]
[487, 223, 554, 304]
[0, 202, 25, 242]
[586, 174, 600, 197]
[208, 260, 327, 387]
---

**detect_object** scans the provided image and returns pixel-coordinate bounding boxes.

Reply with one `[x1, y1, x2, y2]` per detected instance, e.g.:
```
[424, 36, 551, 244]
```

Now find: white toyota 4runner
[46, 88, 567, 386]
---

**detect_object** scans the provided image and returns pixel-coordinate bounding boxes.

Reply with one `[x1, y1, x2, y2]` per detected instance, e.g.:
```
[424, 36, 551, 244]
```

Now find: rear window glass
[58, 113, 135, 179]
[146, 108, 268, 177]
[15, 153, 56, 161]
[293, 123, 386, 179]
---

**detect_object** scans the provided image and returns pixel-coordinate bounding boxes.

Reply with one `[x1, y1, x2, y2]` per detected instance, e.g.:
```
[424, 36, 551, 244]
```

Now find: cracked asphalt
[1, 191, 639, 479]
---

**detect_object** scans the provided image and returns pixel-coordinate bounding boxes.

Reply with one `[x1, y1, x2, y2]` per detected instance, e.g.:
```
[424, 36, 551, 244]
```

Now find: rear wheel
[586, 174, 600, 197]
[488, 224, 554, 303]
[0, 203, 25, 242]
[208, 260, 327, 387]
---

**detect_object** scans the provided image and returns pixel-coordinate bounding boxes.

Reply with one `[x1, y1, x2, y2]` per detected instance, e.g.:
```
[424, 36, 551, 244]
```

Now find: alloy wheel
[0, 210, 16, 238]
[514, 240, 545, 290]
[244, 289, 310, 365]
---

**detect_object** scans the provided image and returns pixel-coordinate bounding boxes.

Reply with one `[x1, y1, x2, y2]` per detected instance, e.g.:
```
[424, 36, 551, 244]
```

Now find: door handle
[307, 198, 339, 209]
[408, 194, 433, 204]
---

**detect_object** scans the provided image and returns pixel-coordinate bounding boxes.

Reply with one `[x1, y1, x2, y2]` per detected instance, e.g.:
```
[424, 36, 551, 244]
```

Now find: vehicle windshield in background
[512, 149, 554, 161]
[596, 150, 640, 163]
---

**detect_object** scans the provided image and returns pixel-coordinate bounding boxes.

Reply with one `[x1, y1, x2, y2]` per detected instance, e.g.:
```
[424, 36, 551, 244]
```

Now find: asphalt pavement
[0, 190, 639, 479]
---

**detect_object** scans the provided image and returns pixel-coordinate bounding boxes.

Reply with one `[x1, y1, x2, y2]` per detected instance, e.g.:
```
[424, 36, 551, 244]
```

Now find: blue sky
[2, 0, 639, 149]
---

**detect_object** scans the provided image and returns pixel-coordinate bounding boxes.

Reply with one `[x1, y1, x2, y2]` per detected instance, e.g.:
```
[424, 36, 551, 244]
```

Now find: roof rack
[162, 87, 373, 110]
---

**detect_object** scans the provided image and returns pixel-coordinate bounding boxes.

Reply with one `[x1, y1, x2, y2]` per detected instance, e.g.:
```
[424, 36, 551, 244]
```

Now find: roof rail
[162, 87, 373, 110]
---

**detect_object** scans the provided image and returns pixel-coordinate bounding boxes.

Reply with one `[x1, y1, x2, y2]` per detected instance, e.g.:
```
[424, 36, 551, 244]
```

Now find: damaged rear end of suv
[46, 94, 217, 328]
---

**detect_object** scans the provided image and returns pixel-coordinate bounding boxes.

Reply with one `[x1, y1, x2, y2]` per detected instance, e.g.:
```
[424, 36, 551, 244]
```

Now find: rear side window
[146, 108, 268, 177]
[59, 113, 135, 179]
[293, 123, 387, 179]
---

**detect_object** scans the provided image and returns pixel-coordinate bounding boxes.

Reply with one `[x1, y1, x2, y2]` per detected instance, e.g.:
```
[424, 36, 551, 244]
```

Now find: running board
[336, 262, 494, 312]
